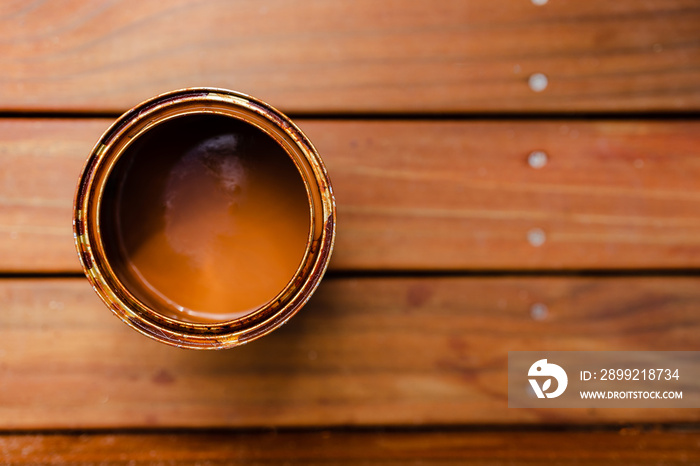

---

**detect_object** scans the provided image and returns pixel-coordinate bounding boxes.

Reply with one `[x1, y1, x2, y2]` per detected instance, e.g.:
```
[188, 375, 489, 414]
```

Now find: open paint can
[74, 88, 336, 349]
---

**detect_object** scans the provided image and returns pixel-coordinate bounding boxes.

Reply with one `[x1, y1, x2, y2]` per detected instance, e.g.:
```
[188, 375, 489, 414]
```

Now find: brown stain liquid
[100, 114, 311, 323]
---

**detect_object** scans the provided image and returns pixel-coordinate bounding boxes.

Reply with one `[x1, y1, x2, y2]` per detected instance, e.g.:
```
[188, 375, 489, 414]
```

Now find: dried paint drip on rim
[100, 114, 311, 323]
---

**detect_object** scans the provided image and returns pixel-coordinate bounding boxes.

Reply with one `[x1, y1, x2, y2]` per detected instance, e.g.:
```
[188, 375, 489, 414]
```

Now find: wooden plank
[1, 1, 699, 113]
[1, 430, 699, 465]
[0, 119, 106, 273]
[2, 119, 700, 272]
[0, 276, 698, 429]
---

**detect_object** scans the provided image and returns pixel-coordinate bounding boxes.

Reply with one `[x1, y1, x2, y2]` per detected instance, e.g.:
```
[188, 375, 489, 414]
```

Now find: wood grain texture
[0, 0, 699, 113]
[2, 2, 698, 461]
[2, 119, 700, 272]
[0, 119, 105, 272]
[2, 429, 699, 465]
[0, 276, 698, 429]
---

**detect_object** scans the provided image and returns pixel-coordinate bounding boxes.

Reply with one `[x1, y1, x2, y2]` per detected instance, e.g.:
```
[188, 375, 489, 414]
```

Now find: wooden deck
[1, 0, 699, 463]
